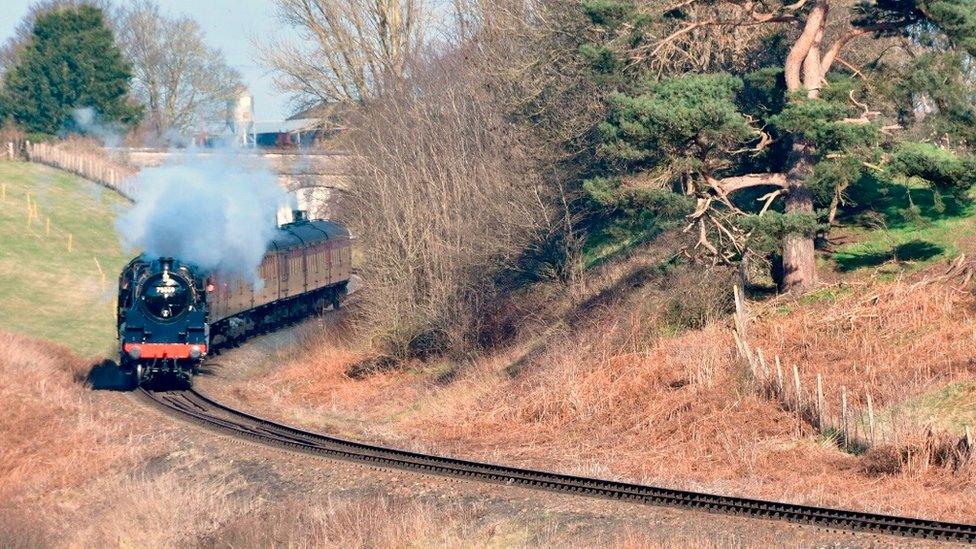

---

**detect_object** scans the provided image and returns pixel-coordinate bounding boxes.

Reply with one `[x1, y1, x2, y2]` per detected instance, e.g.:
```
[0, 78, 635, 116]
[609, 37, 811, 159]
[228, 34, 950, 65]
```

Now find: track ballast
[136, 387, 976, 543]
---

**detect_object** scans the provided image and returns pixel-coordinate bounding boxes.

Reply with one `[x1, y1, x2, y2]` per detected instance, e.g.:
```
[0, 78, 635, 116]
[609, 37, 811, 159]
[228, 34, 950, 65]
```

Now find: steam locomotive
[117, 211, 352, 386]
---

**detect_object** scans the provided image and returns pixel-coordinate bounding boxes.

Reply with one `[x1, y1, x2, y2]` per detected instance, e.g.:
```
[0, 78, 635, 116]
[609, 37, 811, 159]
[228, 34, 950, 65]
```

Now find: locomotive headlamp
[128, 345, 141, 359]
[190, 345, 202, 359]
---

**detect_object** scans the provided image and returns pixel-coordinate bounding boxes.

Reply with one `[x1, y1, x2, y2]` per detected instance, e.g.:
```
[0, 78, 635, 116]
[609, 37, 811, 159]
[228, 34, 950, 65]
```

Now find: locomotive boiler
[117, 211, 351, 385]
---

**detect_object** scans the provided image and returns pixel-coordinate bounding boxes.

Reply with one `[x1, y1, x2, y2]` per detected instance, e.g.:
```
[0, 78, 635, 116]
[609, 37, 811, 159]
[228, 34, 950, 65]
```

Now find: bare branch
[263, 0, 429, 106]
[710, 173, 788, 194]
[117, 0, 243, 139]
[821, 22, 900, 77]
[757, 189, 784, 215]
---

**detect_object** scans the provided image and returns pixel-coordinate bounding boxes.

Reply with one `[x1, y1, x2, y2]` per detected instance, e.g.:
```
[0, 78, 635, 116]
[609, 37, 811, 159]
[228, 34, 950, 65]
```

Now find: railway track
[135, 387, 976, 542]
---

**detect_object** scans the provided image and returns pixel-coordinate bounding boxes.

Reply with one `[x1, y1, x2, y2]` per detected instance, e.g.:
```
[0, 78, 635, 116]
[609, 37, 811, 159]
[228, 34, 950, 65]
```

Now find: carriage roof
[269, 219, 350, 251]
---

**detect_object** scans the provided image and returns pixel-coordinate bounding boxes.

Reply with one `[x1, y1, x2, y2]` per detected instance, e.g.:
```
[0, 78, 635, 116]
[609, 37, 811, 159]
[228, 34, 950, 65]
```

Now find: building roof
[287, 102, 347, 121]
[251, 118, 321, 135]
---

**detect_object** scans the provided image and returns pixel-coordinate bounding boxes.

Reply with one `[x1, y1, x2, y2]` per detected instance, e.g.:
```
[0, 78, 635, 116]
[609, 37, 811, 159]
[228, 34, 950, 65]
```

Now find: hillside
[0, 161, 130, 358]
[201, 214, 976, 524]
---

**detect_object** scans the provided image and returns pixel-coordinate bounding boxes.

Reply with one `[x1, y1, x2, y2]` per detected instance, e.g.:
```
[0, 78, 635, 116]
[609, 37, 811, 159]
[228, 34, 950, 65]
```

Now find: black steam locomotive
[117, 211, 352, 385]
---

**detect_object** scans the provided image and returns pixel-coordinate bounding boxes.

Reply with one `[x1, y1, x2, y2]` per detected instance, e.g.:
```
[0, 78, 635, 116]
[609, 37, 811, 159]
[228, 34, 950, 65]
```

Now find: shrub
[342, 54, 559, 358]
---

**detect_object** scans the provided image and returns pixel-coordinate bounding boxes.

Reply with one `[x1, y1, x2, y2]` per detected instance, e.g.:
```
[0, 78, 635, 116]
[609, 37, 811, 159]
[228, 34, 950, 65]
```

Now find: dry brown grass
[752, 276, 976, 417]
[0, 332, 142, 501]
[0, 331, 149, 544]
[208, 490, 754, 548]
[210, 495, 488, 548]
[0, 324, 782, 547]
[223, 257, 976, 523]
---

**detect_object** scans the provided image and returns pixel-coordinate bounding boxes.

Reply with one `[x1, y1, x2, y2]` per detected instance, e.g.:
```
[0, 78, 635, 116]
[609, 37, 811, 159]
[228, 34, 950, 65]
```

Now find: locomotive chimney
[291, 209, 307, 223]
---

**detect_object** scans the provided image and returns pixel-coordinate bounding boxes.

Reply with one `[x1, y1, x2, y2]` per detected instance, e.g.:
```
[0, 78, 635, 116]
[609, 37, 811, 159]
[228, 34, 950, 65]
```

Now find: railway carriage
[117, 211, 351, 385]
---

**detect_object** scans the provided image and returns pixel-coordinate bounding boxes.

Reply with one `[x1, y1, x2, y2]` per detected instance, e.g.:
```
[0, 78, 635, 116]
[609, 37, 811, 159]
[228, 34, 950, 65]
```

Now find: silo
[231, 92, 254, 147]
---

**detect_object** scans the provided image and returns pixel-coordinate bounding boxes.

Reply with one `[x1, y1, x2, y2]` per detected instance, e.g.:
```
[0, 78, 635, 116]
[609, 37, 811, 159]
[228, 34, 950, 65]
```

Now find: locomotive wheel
[332, 294, 341, 310]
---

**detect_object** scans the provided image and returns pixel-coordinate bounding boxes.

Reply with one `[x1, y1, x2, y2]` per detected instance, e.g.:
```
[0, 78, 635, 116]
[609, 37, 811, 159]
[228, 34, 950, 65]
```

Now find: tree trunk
[781, 139, 817, 293]
[779, 0, 827, 294]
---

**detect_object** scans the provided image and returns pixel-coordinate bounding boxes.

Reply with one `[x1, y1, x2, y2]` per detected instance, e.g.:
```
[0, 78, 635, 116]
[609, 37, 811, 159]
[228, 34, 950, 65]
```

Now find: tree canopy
[117, 0, 243, 140]
[579, 0, 976, 291]
[1, 5, 141, 135]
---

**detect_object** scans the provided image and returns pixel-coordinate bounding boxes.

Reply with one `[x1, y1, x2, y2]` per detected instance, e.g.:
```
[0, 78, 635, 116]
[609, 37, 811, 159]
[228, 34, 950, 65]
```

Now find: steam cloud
[116, 152, 291, 283]
[71, 107, 123, 147]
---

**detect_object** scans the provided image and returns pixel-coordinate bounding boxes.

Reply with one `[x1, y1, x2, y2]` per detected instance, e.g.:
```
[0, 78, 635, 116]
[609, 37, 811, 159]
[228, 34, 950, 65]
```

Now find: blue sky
[0, 0, 292, 120]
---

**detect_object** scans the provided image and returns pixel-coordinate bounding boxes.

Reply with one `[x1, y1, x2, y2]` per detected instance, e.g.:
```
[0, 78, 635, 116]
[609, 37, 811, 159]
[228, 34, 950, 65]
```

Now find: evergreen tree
[582, 0, 976, 292]
[1, 5, 141, 134]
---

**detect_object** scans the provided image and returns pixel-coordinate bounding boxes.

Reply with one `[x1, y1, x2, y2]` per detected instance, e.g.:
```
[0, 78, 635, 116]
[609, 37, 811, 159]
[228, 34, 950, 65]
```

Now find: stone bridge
[113, 148, 351, 217]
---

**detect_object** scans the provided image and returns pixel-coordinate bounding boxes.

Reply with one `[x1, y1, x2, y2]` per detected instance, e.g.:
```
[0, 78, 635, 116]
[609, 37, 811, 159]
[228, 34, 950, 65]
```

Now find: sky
[0, 0, 293, 121]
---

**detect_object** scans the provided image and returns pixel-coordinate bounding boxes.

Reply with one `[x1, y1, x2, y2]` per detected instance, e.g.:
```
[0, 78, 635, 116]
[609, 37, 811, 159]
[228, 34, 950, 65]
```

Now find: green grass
[868, 382, 976, 437]
[831, 178, 976, 273]
[581, 217, 668, 269]
[0, 161, 131, 358]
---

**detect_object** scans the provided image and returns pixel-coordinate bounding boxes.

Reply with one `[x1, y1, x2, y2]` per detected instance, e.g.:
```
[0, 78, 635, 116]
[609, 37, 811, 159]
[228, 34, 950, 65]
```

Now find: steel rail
[136, 387, 976, 543]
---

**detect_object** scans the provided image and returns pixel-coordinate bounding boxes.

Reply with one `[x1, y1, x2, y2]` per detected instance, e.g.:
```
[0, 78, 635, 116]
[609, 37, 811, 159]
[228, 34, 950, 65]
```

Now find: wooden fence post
[866, 392, 875, 445]
[756, 349, 768, 380]
[841, 385, 849, 446]
[792, 364, 803, 410]
[93, 257, 106, 288]
[775, 356, 784, 398]
[816, 373, 824, 428]
[733, 284, 747, 341]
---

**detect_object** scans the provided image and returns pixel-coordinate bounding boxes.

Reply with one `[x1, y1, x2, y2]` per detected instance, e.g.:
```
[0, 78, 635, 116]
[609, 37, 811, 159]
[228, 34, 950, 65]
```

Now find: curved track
[135, 387, 976, 542]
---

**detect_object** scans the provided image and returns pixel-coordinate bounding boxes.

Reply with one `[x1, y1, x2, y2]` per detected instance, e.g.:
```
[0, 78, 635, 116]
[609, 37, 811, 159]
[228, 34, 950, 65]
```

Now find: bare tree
[341, 50, 560, 356]
[117, 0, 243, 141]
[263, 0, 429, 107]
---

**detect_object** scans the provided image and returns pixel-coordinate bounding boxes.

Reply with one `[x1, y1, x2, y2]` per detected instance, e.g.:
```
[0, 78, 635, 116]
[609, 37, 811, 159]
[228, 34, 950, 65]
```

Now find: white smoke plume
[116, 151, 292, 283]
[70, 107, 124, 147]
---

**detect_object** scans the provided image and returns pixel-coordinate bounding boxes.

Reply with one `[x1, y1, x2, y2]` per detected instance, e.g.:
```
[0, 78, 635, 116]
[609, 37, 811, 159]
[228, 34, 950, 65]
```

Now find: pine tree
[1, 5, 141, 134]
[582, 0, 976, 292]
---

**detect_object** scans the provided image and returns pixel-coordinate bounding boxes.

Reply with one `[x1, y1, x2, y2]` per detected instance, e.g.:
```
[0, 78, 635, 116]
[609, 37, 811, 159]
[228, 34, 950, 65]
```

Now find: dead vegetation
[0, 331, 150, 545]
[743, 260, 976, 463]
[217, 253, 976, 522]
[0, 327, 677, 547]
[210, 495, 485, 548]
[340, 50, 564, 358]
[0, 332, 144, 504]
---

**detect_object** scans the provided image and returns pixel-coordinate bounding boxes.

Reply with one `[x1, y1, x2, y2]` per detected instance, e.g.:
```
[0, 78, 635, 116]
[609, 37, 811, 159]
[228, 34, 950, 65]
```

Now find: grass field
[831, 180, 976, 273]
[0, 161, 130, 358]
